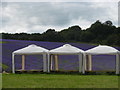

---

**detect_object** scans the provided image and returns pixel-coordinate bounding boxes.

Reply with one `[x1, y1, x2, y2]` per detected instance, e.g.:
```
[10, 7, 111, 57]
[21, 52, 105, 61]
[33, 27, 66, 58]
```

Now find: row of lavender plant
[1, 39, 119, 72]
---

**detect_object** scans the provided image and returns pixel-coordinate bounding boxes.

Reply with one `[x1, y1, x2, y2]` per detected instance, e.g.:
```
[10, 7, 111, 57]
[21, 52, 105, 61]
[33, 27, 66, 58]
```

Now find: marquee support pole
[12, 53, 15, 73]
[116, 54, 119, 74]
[22, 55, 25, 70]
[88, 55, 92, 71]
[55, 55, 58, 71]
[43, 53, 47, 72]
[50, 55, 53, 70]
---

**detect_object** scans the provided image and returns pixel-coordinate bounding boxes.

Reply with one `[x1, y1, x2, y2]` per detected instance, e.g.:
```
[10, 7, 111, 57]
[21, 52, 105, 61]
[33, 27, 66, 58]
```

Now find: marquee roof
[13, 44, 49, 55]
[85, 45, 119, 55]
[49, 44, 84, 54]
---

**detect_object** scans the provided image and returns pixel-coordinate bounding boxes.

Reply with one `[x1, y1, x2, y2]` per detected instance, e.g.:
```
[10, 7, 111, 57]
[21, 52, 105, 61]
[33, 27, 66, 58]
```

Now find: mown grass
[2, 74, 119, 88]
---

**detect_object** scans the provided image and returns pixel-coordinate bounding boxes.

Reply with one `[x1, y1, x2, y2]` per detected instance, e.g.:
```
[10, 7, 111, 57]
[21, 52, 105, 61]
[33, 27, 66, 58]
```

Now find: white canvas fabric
[84, 45, 120, 74]
[85, 45, 119, 55]
[13, 44, 49, 55]
[12, 44, 49, 73]
[49, 44, 84, 54]
[47, 44, 84, 73]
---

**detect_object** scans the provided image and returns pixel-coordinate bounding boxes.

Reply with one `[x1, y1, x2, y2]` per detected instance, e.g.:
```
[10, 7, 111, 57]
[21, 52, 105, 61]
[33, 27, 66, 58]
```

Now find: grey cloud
[1, 2, 118, 33]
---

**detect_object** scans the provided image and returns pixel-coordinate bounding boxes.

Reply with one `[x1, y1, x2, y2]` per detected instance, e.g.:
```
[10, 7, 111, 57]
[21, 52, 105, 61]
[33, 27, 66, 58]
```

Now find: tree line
[1, 20, 120, 46]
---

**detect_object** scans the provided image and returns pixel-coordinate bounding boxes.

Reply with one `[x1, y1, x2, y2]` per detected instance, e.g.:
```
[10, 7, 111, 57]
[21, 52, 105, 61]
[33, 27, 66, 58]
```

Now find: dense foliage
[1, 20, 120, 46]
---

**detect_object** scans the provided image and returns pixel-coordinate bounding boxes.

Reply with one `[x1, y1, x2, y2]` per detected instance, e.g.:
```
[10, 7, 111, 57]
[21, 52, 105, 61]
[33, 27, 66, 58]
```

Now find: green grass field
[2, 74, 119, 88]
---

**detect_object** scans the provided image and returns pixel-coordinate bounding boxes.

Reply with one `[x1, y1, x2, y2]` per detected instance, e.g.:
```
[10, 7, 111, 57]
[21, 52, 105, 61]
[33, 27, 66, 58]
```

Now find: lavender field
[1, 39, 120, 72]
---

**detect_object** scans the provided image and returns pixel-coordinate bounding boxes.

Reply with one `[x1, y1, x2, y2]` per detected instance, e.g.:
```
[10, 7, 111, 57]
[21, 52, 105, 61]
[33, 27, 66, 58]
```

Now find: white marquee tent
[48, 44, 85, 73]
[12, 44, 49, 73]
[85, 45, 120, 74]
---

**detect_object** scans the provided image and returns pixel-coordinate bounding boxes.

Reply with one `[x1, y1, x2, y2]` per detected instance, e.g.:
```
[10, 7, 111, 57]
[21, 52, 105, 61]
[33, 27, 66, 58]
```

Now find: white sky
[1, 0, 119, 33]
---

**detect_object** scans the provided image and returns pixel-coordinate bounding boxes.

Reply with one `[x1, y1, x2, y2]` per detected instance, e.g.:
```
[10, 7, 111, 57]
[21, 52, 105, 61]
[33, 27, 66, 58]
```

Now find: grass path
[2, 74, 119, 88]
[0, 41, 6, 43]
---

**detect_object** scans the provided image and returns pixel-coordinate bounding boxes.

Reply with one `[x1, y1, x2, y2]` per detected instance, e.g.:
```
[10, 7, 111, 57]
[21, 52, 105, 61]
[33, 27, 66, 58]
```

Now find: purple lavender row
[1, 39, 119, 72]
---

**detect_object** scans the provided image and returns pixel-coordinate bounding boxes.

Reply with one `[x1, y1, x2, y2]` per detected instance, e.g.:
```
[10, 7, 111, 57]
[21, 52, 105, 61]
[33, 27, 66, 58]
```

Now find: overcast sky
[1, 0, 119, 33]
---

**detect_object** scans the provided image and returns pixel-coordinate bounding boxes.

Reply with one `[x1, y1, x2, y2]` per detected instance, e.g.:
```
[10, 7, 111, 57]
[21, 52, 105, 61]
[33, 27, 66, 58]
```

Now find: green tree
[59, 25, 82, 41]
[41, 29, 62, 42]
